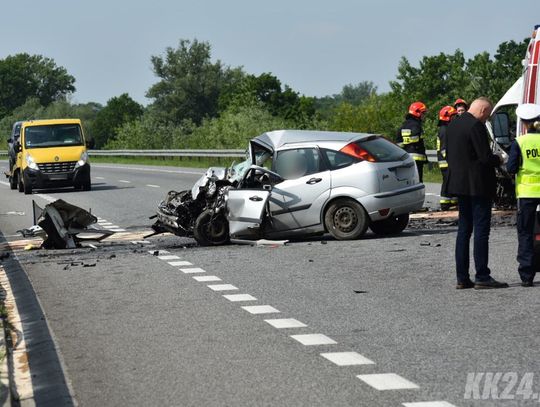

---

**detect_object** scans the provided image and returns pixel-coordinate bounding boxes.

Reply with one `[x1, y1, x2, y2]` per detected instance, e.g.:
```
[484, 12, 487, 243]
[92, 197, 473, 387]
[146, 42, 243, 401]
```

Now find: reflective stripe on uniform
[438, 161, 448, 168]
[401, 129, 422, 145]
[410, 153, 427, 161]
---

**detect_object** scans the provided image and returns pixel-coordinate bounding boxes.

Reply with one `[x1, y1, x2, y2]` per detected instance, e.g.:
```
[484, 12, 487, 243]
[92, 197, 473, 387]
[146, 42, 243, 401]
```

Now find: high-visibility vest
[516, 133, 540, 198]
[401, 129, 422, 145]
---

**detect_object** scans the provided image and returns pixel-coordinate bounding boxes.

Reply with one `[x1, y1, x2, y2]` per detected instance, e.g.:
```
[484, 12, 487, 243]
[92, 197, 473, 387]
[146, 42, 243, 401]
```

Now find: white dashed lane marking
[118, 180, 131, 183]
[158, 255, 181, 261]
[320, 352, 375, 366]
[264, 318, 307, 329]
[290, 334, 337, 346]
[193, 275, 221, 282]
[94, 176, 105, 180]
[242, 305, 280, 314]
[357, 373, 419, 390]
[207, 284, 238, 292]
[223, 294, 257, 302]
[403, 402, 457, 407]
[146, 184, 160, 188]
[168, 261, 193, 267]
[180, 268, 206, 274]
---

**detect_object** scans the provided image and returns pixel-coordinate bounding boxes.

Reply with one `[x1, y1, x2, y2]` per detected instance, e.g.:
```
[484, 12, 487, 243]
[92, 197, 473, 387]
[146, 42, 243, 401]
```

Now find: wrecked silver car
[151, 130, 425, 246]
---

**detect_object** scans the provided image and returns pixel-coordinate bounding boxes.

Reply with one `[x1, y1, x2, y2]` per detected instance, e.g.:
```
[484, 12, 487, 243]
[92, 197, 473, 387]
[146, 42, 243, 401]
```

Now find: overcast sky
[2, 0, 539, 106]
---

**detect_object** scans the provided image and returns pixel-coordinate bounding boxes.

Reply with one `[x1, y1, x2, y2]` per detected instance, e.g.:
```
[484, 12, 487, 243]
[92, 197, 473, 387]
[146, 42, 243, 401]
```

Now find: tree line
[0, 38, 528, 150]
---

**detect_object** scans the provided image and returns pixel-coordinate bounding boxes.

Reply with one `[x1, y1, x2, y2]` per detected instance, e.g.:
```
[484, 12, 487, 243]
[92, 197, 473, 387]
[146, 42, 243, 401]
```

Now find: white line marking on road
[357, 373, 419, 390]
[264, 318, 307, 329]
[290, 334, 337, 346]
[0, 181, 9, 187]
[180, 267, 206, 274]
[119, 180, 131, 183]
[149, 250, 169, 255]
[168, 261, 192, 267]
[94, 176, 105, 180]
[146, 184, 160, 188]
[223, 294, 257, 302]
[403, 402, 457, 407]
[242, 305, 280, 314]
[320, 352, 375, 366]
[158, 255, 181, 261]
[207, 284, 238, 291]
[193, 275, 221, 282]
[35, 193, 56, 202]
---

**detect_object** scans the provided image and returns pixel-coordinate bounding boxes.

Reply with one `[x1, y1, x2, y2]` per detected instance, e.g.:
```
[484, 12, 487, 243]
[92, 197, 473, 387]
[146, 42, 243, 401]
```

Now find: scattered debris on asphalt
[0, 253, 9, 260]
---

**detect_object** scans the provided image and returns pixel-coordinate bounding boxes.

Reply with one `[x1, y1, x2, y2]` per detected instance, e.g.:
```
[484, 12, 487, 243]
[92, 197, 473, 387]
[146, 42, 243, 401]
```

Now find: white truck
[488, 24, 540, 205]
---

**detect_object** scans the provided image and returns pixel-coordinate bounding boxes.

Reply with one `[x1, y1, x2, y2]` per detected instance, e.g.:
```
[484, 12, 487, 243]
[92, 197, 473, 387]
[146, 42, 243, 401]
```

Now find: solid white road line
[290, 334, 337, 346]
[207, 284, 238, 291]
[168, 261, 192, 267]
[223, 294, 257, 302]
[94, 176, 105, 180]
[180, 267, 206, 274]
[264, 318, 307, 329]
[118, 180, 131, 183]
[193, 275, 221, 282]
[146, 184, 160, 188]
[0, 181, 10, 186]
[357, 373, 419, 390]
[320, 352, 375, 366]
[35, 193, 56, 203]
[158, 255, 181, 261]
[403, 402, 457, 407]
[242, 305, 280, 314]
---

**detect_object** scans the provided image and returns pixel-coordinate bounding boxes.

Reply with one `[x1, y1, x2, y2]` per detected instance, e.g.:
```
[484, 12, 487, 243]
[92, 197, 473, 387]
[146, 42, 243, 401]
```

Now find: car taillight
[340, 143, 377, 162]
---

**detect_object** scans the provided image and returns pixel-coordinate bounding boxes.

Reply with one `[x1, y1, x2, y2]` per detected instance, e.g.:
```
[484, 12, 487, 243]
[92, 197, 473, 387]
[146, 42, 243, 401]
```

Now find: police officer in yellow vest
[506, 103, 540, 287]
[396, 102, 428, 182]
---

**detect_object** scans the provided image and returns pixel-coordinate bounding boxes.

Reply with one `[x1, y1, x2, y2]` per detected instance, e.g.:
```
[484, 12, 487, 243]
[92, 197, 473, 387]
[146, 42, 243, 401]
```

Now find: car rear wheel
[369, 213, 409, 235]
[324, 199, 368, 240]
[193, 210, 230, 246]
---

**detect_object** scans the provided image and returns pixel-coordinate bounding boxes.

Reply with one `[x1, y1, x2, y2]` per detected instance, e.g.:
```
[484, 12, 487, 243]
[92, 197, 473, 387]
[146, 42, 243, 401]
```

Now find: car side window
[322, 149, 359, 170]
[274, 148, 322, 180]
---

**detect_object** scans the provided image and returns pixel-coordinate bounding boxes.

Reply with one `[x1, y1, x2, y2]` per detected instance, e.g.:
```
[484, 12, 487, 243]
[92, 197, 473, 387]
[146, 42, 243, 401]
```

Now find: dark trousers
[516, 198, 540, 282]
[455, 195, 493, 283]
[415, 161, 424, 183]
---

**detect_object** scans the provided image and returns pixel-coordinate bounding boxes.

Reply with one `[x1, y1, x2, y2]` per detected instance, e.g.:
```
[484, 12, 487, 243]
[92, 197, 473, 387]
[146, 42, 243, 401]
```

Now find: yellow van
[13, 119, 91, 194]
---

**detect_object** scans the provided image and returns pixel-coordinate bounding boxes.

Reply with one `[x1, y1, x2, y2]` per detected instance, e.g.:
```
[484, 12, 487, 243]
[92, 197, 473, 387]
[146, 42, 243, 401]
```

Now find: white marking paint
[0, 181, 9, 187]
[146, 184, 160, 188]
[193, 275, 221, 282]
[223, 294, 257, 302]
[180, 267, 206, 274]
[168, 261, 192, 267]
[35, 193, 56, 203]
[94, 176, 105, 180]
[290, 334, 337, 346]
[357, 373, 419, 390]
[118, 180, 131, 183]
[148, 250, 169, 255]
[158, 255, 181, 261]
[264, 318, 307, 329]
[320, 352, 375, 366]
[242, 305, 279, 314]
[403, 402, 457, 407]
[207, 284, 238, 291]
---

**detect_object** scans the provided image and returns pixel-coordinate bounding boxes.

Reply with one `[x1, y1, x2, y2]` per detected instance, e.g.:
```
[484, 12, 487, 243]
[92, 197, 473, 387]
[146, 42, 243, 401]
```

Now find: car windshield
[24, 124, 83, 148]
[356, 136, 408, 162]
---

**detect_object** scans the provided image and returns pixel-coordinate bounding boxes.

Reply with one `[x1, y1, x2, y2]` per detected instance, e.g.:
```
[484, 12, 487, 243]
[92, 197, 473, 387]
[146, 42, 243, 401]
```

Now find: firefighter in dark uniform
[437, 105, 458, 210]
[396, 102, 428, 182]
[454, 98, 468, 116]
[506, 103, 540, 287]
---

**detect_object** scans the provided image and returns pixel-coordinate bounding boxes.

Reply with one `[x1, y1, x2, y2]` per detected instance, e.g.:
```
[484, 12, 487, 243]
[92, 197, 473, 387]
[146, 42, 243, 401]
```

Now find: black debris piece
[0, 252, 10, 260]
[83, 263, 96, 268]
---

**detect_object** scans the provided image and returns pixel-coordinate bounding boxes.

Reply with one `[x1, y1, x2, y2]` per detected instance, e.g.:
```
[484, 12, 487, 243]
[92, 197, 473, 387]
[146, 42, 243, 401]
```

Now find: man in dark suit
[443, 97, 509, 290]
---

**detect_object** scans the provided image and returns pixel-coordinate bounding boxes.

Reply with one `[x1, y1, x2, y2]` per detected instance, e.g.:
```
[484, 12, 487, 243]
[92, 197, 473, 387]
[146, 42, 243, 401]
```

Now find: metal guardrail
[0, 149, 438, 161]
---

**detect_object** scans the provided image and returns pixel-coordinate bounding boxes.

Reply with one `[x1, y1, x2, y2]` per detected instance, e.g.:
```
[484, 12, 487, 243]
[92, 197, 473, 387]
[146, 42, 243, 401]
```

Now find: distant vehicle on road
[7, 119, 92, 194]
[152, 130, 425, 245]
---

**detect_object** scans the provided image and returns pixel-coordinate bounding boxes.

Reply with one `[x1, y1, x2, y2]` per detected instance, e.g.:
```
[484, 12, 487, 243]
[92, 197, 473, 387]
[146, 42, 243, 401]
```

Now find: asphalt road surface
[0, 161, 539, 407]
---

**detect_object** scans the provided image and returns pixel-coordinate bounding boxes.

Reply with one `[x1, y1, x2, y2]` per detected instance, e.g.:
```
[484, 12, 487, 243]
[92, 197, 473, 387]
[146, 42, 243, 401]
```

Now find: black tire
[18, 172, 24, 193]
[369, 213, 409, 236]
[23, 173, 32, 195]
[193, 210, 230, 246]
[324, 198, 368, 240]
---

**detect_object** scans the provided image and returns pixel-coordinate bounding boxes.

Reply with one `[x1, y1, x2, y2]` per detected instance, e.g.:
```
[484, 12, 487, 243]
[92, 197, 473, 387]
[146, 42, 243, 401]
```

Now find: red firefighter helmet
[408, 101, 427, 118]
[439, 105, 457, 122]
[454, 98, 468, 108]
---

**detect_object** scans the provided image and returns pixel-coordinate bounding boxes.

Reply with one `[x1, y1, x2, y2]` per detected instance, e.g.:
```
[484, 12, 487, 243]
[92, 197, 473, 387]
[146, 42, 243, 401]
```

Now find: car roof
[252, 130, 374, 150]
[22, 119, 82, 127]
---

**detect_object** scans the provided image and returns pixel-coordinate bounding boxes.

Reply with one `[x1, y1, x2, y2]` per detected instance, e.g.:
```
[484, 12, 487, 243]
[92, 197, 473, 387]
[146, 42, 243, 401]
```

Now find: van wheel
[23, 174, 32, 195]
[193, 210, 229, 246]
[369, 214, 410, 236]
[324, 199, 368, 240]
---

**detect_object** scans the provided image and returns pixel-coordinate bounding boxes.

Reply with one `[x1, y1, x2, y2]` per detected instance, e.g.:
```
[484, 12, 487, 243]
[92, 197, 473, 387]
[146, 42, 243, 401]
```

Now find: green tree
[314, 81, 377, 120]
[92, 93, 144, 148]
[0, 53, 75, 118]
[146, 39, 244, 125]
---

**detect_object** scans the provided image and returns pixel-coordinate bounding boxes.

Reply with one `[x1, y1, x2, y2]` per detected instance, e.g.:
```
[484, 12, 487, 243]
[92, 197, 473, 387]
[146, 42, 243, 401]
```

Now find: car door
[269, 147, 331, 232]
[226, 189, 270, 239]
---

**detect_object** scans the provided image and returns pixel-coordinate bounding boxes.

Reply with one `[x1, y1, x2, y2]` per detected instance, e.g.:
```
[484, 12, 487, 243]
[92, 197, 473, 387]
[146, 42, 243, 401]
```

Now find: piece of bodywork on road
[151, 130, 425, 246]
[25, 200, 114, 249]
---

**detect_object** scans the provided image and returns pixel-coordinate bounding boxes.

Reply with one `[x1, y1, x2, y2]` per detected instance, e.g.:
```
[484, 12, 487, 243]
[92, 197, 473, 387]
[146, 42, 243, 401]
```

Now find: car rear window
[355, 136, 408, 162]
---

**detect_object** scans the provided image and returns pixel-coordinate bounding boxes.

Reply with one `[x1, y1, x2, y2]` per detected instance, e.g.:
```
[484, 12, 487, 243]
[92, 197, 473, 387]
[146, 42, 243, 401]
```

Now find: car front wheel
[324, 199, 368, 240]
[193, 210, 230, 246]
[369, 213, 409, 236]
